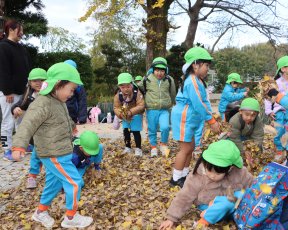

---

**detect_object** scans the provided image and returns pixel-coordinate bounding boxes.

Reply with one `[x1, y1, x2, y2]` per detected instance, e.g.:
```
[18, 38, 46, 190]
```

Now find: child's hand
[243, 92, 248, 97]
[269, 112, 276, 120]
[12, 150, 25, 161]
[13, 107, 23, 118]
[210, 122, 220, 134]
[245, 87, 250, 93]
[159, 220, 174, 230]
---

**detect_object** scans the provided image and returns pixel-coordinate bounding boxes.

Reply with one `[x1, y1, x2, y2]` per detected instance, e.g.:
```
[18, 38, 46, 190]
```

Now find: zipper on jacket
[159, 80, 161, 109]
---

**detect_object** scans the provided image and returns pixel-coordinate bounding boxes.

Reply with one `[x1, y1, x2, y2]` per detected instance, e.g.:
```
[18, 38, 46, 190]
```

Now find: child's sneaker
[61, 212, 93, 228]
[160, 145, 170, 156]
[150, 148, 158, 157]
[32, 210, 55, 229]
[122, 147, 132, 154]
[169, 177, 186, 188]
[134, 148, 143, 157]
[3, 150, 16, 162]
[27, 177, 37, 189]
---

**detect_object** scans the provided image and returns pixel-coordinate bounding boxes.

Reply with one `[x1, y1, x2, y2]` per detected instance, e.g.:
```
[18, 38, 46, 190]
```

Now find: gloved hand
[267, 88, 279, 98]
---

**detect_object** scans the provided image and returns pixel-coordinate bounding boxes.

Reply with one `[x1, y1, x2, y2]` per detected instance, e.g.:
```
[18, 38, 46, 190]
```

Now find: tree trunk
[183, 0, 203, 49]
[145, 0, 173, 69]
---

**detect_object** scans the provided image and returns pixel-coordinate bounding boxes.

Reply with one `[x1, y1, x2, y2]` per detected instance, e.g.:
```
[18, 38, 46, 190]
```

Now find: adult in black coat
[0, 19, 31, 160]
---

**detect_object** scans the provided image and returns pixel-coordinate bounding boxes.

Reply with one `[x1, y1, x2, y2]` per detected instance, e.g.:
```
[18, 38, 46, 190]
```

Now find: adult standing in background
[0, 19, 31, 160]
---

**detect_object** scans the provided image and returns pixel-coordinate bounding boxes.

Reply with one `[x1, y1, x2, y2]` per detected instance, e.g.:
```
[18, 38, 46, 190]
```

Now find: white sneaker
[61, 212, 93, 228]
[122, 147, 132, 154]
[151, 148, 158, 157]
[160, 145, 170, 156]
[134, 148, 143, 157]
[32, 210, 55, 229]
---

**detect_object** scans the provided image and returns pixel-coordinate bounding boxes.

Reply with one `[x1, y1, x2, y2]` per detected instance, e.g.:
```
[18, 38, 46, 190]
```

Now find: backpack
[143, 74, 172, 95]
[234, 162, 288, 230]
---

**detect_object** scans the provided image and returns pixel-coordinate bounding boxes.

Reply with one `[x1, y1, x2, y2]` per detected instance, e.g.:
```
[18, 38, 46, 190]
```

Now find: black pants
[123, 128, 141, 149]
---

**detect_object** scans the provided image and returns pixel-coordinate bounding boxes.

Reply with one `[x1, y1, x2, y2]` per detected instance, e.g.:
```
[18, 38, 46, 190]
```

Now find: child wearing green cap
[137, 57, 176, 157]
[218, 73, 249, 120]
[170, 47, 220, 187]
[114, 73, 145, 156]
[159, 140, 253, 229]
[134, 75, 143, 85]
[3, 68, 47, 161]
[264, 56, 288, 162]
[8, 68, 47, 188]
[11, 63, 93, 229]
[228, 98, 264, 154]
[72, 130, 103, 177]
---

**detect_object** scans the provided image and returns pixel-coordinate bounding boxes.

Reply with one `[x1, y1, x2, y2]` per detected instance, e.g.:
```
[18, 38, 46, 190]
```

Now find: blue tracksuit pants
[146, 109, 170, 146]
[29, 146, 42, 175]
[39, 154, 83, 212]
[274, 111, 287, 151]
[194, 121, 205, 147]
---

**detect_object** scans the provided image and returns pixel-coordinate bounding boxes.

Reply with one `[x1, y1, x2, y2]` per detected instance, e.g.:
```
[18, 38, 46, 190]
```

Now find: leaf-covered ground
[0, 134, 276, 229]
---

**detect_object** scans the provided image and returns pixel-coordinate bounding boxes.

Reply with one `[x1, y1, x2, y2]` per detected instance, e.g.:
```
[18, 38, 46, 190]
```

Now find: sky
[37, 0, 288, 51]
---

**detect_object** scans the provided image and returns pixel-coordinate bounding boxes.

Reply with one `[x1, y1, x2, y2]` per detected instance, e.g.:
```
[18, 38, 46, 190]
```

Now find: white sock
[182, 167, 190, 177]
[173, 168, 183, 181]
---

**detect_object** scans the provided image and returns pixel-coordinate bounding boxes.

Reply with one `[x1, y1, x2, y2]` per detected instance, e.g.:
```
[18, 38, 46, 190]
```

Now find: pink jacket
[264, 76, 288, 115]
[166, 164, 253, 223]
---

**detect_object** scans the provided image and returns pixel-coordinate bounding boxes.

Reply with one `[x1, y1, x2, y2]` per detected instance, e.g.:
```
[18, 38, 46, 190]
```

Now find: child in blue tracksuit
[218, 73, 248, 120]
[265, 86, 288, 229]
[137, 57, 176, 157]
[265, 56, 288, 162]
[8, 68, 47, 189]
[72, 131, 103, 178]
[11, 63, 93, 229]
[64, 59, 88, 124]
[170, 47, 220, 187]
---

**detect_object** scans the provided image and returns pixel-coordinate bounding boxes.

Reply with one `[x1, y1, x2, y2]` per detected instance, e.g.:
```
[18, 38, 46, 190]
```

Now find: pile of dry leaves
[0, 137, 240, 230]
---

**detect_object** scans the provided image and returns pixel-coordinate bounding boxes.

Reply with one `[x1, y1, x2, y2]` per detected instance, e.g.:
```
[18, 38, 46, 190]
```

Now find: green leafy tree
[39, 27, 87, 53]
[33, 51, 93, 90]
[94, 44, 124, 92]
[4, 0, 48, 37]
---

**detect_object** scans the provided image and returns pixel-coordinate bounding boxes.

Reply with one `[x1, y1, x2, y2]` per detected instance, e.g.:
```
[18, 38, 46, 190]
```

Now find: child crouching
[72, 130, 103, 178]
[159, 140, 253, 229]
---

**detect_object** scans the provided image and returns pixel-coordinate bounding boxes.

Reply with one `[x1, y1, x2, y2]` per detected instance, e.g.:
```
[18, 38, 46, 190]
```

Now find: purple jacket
[264, 75, 288, 115]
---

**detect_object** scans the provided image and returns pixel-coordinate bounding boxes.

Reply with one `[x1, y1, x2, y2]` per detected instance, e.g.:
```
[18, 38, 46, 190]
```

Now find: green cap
[118, 73, 133, 85]
[203, 140, 243, 168]
[40, 63, 83, 95]
[73, 131, 100, 155]
[152, 57, 167, 69]
[28, 68, 47, 81]
[135, 75, 143, 81]
[276, 56, 288, 75]
[226, 73, 243, 84]
[240, 98, 260, 112]
[182, 47, 213, 73]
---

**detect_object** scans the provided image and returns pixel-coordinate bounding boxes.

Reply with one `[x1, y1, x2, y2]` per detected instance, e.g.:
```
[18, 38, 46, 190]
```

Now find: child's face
[205, 168, 226, 182]
[240, 110, 257, 124]
[55, 82, 78, 102]
[80, 146, 90, 156]
[29, 79, 45, 92]
[231, 81, 240, 88]
[154, 68, 166, 79]
[281, 66, 288, 77]
[119, 83, 133, 96]
[193, 63, 210, 79]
